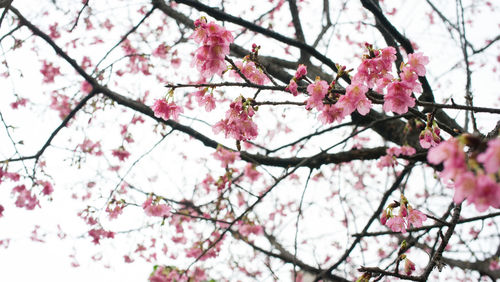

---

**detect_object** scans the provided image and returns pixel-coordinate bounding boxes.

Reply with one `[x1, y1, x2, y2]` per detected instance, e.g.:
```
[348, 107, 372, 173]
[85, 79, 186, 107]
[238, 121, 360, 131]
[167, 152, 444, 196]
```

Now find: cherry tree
[0, 0, 499, 281]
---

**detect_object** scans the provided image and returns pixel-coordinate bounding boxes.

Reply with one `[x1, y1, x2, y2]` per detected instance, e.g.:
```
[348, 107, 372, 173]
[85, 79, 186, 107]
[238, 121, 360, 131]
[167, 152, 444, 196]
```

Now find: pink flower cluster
[419, 119, 441, 148]
[40, 60, 61, 83]
[191, 17, 234, 78]
[112, 147, 130, 162]
[285, 64, 307, 96]
[152, 98, 183, 121]
[142, 196, 171, 218]
[79, 139, 103, 156]
[377, 145, 416, 168]
[185, 231, 224, 261]
[236, 220, 263, 237]
[192, 88, 216, 112]
[230, 60, 270, 85]
[381, 195, 427, 233]
[213, 96, 258, 141]
[12, 185, 39, 210]
[88, 227, 115, 245]
[213, 146, 240, 167]
[347, 44, 429, 115]
[0, 167, 20, 184]
[428, 136, 500, 212]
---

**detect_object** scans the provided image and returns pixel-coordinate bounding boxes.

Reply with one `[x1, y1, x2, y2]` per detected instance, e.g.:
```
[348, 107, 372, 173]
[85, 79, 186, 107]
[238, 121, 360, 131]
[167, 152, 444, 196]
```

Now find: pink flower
[469, 175, 500, 212]
[400, 66, 422, 93]
[294, 64, 307, 79]
[306, 79, 329, 110]
[79, 139, 103, 156]
[0, 205, 4, 217]
[318, 104, 346, 124]
[353, 46, 396, 88]
[40, 60, 61, 83]
[190, 19, 234, 78]
[453, 171, 477, 203]
[88, 228, 114, 244]
[407, 52, 429, 76]
[380, 210, 388, 225]
[237, 221, 263, 237]
[477, 138, 500, 174]
[12, 185, 39, 210]
[419, 123, 441, 148]
[490, 259, 500, 271]
[407, 207, 427, 228]
[427, 138, 466, 182]
[213, 146, 240, 167]
[10, 98, 27, 109]
[286, 79, 299, 96]
[340, 82, 371, 115]
[213, 96, 258, 141]
[151, 99, 183, 120]
[112, 148, 130, 161]
[383, 81, 415, 114]
[142, 196, 171, 217]
[386, 216, 406, 233]
[37, 180, 54, 195]
[244, 164, 261, 182]
[404, 258, 416, 275]
[230, 60, 269, 85]
[152, 43, 169, 59]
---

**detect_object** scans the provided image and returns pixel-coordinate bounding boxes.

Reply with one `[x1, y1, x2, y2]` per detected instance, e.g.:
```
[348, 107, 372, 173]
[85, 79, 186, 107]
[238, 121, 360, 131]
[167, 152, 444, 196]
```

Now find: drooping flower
[213, 96, 258, 141]
[191, 18, 234, 78]
[383, 81, 415, 114]
[112, 147, 130, 162]
[477, 138, 500, 174]
[419, 121, 441, 148]
[142, 196, 171, 218]
[152, 99, 183, 121]
[386, 216, 406, 233]
[427, 138, 466, 182]
[294, 64, 307, 79]
[285, 79, 299, 96]
[407, 207, 427, 228]
[338, 82, 371, 116]
[306, 79, 329, 110]
[407, 52, 429, 76]
[230, 60, 269, 85]
[404, 257, 416, 275]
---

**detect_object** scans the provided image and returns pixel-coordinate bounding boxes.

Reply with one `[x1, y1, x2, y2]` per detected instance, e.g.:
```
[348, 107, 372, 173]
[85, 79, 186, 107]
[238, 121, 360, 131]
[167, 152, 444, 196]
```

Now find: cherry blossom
[477, 138, 500, 174]
[191, 18, 234, 78]
[407, 52, 430, 76]
[383, 81, 415, 114]
[213, 96, 258, 141]
[151, 98, 183, 121]
[112, 147, 131, 161]
[142, 196, 171, 218]
[404, 257, 416, 275]
[306, 78, 329, 110]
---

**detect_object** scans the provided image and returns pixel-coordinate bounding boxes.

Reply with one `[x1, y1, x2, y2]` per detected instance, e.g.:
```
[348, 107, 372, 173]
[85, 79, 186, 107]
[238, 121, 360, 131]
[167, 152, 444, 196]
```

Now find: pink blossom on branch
[383, 81, 415, 114]
[112, 147, 130, 162]
[213, 96, 258, 141]
[191, 18, 234, 78]
[407, 52, 430, 76]
[305, 78, 329, 110]
[230, 60, 269, 85]
[151, 98, 183, 121]
[477, 138, 500, 174]
[142, 196, 171, 218]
